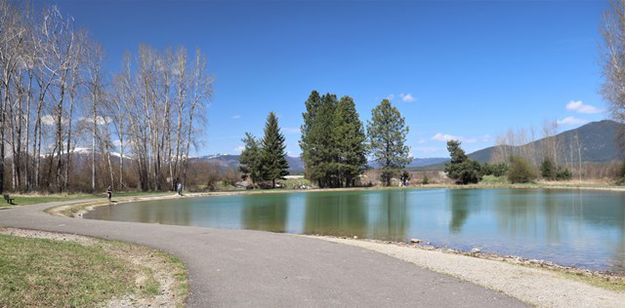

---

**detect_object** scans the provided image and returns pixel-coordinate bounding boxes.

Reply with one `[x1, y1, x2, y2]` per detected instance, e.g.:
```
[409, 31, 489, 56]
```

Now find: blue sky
[44, 0, 609, 158]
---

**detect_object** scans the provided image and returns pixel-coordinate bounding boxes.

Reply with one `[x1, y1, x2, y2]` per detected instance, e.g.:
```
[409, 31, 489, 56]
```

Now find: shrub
[540, 159, 556, 180]
[507, 156, 537, 183]
[482, 162, 508, 177]
[555, 166, 572, 181]
[446, 160, 482, 184]
[421, 175, 429, 185]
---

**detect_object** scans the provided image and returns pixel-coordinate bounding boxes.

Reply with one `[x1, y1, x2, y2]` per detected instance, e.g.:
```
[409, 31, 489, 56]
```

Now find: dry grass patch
[0, 228, 188, 307]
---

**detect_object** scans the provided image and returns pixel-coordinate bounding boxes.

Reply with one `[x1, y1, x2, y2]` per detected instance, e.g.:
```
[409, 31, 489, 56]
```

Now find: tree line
[0, 1, 212, 193]
[299, 90, 410, 188]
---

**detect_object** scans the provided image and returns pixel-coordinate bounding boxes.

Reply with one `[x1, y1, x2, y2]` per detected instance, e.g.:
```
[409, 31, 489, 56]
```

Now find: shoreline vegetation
[0, 228, 188, 308]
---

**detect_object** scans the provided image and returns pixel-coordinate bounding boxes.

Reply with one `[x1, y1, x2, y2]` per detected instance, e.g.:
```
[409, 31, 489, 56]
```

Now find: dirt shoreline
[311, 235, 625, 308]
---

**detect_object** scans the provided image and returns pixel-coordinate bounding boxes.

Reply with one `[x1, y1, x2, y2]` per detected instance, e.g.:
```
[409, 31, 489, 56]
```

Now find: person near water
[107, 185, 112, 201]
[176, 182, 183, 196]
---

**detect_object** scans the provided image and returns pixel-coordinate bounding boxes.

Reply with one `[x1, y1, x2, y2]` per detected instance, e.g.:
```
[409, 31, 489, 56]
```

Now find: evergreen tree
[302, 93, 339, 187]
[540, 158, 556, 180]
[333, 96, 368, 187]
[261, 112, 290, 188]
[239, 133, 262, 185]
[367, 99, 411, 186]
[444, 140, 482, 184]
[300, 90, 322, 179]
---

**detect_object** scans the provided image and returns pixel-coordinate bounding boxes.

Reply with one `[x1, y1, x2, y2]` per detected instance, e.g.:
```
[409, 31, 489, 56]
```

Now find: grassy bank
[1, 191, 172, 207]
[0, 230, 187, 307]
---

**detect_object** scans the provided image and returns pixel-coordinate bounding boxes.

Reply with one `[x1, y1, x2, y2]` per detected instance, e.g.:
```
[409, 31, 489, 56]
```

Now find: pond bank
[311, 235, 625, 307]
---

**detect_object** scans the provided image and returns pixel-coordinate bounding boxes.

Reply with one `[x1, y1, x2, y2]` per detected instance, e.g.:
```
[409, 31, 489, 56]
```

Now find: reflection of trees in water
[448, 190, 469, 233]
[371, 190, 408, 241]
[241, 195, 289, 232]
[447, 190, 485, 233]
[303, 192, 368, 238]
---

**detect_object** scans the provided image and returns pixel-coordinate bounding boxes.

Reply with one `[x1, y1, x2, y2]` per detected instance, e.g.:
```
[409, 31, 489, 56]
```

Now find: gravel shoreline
[311, 236, 625, 308]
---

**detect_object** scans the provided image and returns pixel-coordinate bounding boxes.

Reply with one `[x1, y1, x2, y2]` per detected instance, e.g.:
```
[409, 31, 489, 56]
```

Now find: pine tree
[367, 99, 411, 186]
[333, 96, 367, 187]
[444, 140, 482, 184]
[300, 90, 322, 180]
[261, 112, 289, 188]
[301, 93, 338, 187]
[239, 133, 262, 185]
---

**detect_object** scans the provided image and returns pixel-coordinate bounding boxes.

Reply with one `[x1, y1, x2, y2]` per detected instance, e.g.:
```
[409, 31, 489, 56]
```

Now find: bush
[507, 156, 537, 183]
[421, 175, 429, 185]
[555, 166, 572, 181]
[540, 159, 556, 180]
[482, 162, 508, 177]
[446, 160, 482, 184]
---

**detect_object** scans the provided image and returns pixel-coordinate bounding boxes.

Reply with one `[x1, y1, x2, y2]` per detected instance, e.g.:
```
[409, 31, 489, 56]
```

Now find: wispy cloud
[399, 93, 415, 103]
[232, 115, 241, 120]
[565, 100, 602, 114]
[432, 133, 490, 144]
[432, 133, 461, 142]
[557, 116, 588, 126]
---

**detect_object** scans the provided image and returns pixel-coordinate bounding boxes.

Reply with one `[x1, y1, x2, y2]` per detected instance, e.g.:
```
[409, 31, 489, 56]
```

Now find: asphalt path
[0, 200, 527, 307]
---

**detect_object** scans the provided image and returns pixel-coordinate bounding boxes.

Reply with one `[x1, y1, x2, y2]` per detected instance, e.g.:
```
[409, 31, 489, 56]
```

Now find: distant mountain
[467, 120, 624, 164]
[195, 120, 624, 173]
[193, 154, 306, 174]
[407, 157, 449, 168]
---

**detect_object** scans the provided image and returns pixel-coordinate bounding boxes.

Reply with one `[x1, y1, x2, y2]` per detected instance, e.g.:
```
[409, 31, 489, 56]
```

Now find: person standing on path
[107, 185, 112, 201]
[176, 182, 183, 196]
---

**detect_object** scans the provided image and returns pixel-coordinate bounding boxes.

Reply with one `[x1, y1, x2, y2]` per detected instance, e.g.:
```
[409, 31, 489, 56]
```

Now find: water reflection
[85, 188, 625, 273]
[241, 194, 289, 232]
[303, 191, 368, 238]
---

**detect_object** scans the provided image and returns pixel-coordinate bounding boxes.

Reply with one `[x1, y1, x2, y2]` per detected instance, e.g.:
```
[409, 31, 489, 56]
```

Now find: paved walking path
[0, 200, 526, 307]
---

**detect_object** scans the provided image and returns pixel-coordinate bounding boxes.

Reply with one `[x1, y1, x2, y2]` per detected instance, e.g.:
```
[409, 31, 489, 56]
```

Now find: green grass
[480, 175, 508, 185]
[7, 193, 95, 206]
[1, 191, 172, 207]
[0, 234, 136, 307]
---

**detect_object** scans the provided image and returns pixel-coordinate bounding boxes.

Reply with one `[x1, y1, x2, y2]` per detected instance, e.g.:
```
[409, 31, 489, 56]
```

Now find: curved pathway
[0, 200, 526, 307]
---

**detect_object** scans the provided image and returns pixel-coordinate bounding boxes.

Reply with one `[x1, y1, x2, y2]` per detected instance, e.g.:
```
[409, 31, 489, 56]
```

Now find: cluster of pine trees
[239, 112, 289, 188]
[300, 91, 411, 188]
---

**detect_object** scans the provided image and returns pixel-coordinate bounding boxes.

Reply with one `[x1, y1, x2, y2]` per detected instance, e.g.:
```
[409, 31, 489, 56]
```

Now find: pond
[84, 188, 625, 273]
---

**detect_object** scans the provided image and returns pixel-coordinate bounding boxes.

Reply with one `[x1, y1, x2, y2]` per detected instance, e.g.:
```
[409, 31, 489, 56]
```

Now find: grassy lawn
[0, 232, 188, 307]
[0, 234, 135, 307]
[1, 191, 173, 207]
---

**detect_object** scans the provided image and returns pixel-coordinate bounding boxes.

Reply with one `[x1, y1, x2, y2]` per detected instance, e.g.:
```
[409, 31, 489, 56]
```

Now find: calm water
[84, 188, 625, 273]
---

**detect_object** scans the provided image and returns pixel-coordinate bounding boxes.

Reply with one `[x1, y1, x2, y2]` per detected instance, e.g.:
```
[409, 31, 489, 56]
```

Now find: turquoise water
[84, 188, 625, 273]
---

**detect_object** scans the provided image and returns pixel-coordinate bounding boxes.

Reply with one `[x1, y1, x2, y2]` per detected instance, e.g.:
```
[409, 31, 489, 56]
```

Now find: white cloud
[557, 116, 588, 126]
[41, 115, 55, 126]
[80, 116, 111, 125]
[232, 115, 241, 120]
[399, 93, 415, 102]
[565, 100, 601, 114]
[432, 133, 461, 142]
[431, 133, 490, 144]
